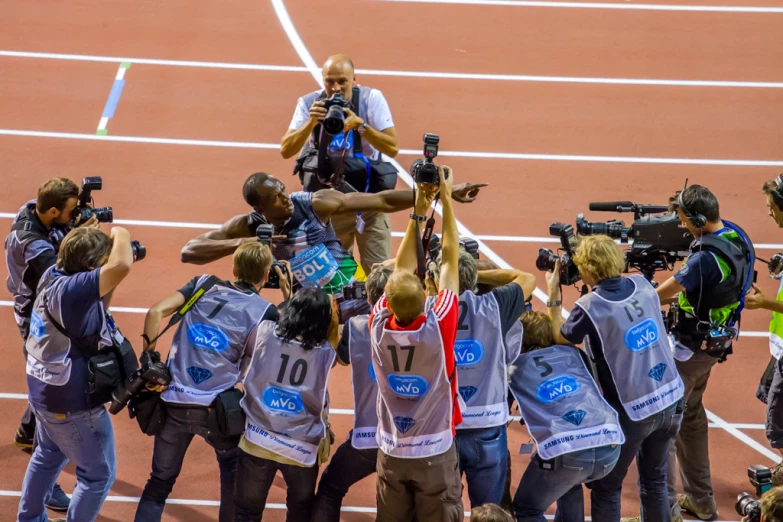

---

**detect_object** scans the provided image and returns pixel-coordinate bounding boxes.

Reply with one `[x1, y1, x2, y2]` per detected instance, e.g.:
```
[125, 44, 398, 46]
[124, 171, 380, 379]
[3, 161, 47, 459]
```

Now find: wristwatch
[357, 123, 368, 134]
[547, 300, 562, 307]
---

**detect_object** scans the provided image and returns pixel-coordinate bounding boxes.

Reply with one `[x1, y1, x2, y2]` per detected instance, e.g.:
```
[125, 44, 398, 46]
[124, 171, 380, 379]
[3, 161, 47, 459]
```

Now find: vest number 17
[388, 345, 416, 372]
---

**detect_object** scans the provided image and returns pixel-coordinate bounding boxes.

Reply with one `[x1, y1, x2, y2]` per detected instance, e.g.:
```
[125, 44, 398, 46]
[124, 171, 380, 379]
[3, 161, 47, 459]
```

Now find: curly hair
[572, 234, 625, 283]
[275, 288, 333, 350]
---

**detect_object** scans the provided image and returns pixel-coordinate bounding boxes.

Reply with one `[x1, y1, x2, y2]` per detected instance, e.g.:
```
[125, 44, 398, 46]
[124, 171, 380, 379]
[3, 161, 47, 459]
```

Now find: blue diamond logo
[648, 363, 666, 382]
[394, 416, 416, 434]
[459, 386, 478, 403]
[562, 410, 586, 426]
[187, 366, 212, 385]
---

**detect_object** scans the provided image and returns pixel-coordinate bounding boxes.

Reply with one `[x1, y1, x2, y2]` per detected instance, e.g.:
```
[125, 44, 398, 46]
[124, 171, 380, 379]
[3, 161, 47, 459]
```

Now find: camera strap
[146, 275, 221, 346]
[42, 291, 94, 355]
[416, 194, 440, 280]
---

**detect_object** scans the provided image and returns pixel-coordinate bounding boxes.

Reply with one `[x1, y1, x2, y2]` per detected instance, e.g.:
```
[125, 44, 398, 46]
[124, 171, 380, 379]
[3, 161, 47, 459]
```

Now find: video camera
[109, 351, 171, 415]
[75, 177, 113, 224]
[256, 224, 288, 290]
[410, 134, 441, 185]
[322, 92, 351, 136]
[575, 200, 693, 282]
[536, 223, 581, 286]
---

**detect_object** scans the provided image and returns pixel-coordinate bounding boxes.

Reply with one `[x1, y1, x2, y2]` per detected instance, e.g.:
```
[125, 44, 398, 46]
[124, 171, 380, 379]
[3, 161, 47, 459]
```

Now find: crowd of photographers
[6, 52, 783, 522]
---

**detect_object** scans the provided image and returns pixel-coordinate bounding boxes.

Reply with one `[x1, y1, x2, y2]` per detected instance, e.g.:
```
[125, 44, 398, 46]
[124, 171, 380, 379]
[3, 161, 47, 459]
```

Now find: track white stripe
[380, 0, 783, 13]
[1, 128, 781, 167]
[2, 50, 782, 88]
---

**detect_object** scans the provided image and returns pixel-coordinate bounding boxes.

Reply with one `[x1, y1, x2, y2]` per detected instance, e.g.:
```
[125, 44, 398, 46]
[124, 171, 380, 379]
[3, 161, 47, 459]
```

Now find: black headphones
[771, 173, 783, 208]
[677, 190, 707, 229]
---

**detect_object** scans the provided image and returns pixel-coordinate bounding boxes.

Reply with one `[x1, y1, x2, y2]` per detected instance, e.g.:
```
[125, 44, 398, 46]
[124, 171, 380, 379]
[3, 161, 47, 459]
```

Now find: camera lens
[131, 240, 146, 262]
[736, 492, 760, 517]
[93, 207, 113, 223]
[323, 105, 345, 135]
[535, 248, 559, 272]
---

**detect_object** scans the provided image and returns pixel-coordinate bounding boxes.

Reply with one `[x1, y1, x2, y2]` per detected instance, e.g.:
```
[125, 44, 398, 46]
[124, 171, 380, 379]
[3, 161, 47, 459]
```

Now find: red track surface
[1, 0, 782, 520]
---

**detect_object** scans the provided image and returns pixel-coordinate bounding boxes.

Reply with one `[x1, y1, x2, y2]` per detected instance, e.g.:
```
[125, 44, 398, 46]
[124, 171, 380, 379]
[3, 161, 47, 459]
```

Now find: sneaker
[13, 429, 33, 450]
[677, 493, 717, 521]
[45, 483, 70, 513]
[772, 462, 783, 487]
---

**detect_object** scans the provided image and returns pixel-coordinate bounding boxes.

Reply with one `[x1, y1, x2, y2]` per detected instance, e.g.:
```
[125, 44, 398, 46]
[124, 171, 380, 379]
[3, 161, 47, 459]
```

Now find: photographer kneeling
[18, 226, 140, 522]
[133, 242, 284, 522]
[548, 235, 684, 522]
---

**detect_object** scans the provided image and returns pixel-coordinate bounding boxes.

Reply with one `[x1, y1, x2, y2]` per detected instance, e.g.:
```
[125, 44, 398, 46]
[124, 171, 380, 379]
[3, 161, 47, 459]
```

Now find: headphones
[771, 173, 783, 209]
[677, 190, 707, 229]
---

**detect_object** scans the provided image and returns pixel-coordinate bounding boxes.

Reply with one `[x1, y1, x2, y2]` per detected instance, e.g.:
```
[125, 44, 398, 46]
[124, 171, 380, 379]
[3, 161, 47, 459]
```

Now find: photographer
[180, 172, 483, 321]
[509, 311, 623, 522]
[312, 263, 392, 521]
[133, 242, 284, 522]
[547, 235, 684, 521]
[234, 288, 339, 521]
[5, 178, 98, 511]
[18, 226, 138, 522]
[656, 185, 752, 521]
[370, 166, 464, 522]
[741, 486, 783, 522]
[281, 54, 399, 275]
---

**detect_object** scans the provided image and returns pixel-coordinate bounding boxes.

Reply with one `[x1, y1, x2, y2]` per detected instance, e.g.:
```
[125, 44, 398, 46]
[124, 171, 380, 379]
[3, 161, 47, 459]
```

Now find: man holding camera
[134, 242, 285, 522]
[5, 178, 101, 512]
[18, 225, 140, 522]
[180, 172, 483, 321]
[280, 54, 399, 275]
[656, 185, 753, 521]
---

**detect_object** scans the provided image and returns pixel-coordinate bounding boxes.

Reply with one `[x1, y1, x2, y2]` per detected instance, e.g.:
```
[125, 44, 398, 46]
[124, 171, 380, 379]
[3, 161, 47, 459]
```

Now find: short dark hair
[669, 185, 720, 223]
[58, 227, 112, 274]
[37, 178, 79, 213]
[276, 288, 333, 350]
[762, 486, 783, 522]
[243, 172, 273, 208]
[763, 178, 783, 209]
[366, 265, 393, 306]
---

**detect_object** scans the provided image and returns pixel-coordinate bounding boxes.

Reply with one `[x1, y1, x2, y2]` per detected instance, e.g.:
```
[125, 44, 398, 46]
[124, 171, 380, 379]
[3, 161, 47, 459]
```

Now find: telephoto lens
[323, 93, 347, 135]
[735, 492, 761, 522]
[535, 248, 560, 272]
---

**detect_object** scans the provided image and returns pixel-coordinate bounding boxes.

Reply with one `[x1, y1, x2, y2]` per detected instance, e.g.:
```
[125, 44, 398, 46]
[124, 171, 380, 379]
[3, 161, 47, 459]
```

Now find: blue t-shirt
[673, 250, 723, 294]
[59, 268, 105, 352]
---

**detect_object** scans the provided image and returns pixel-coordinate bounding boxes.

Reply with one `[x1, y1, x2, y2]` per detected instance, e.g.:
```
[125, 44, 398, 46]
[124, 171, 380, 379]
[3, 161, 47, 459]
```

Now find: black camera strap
[42, 292, 94, 356]
[416, 194, 440, 280]
[146, 275, 221, 347]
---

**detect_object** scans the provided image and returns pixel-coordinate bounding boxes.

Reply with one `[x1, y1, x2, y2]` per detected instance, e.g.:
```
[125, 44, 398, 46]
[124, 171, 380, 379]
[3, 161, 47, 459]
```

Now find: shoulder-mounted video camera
[75, 177, 113, 224]
[410, 133, 441, 185]
[536, 223, 581, 286]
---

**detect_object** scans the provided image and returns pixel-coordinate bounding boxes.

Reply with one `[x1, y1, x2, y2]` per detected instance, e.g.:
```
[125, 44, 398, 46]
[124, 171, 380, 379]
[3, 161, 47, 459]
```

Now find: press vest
[576, 275, 684, 421]
[241, 321, 336, 466]
[509, 345, 625, 460]
[770, 279, 783, 360]
[162, 276, 272, 406]
[299, 86, 374, 160]
[371, 306, 454, 458]
[347, 315, 379, 449]
[455, 291, 514, 429]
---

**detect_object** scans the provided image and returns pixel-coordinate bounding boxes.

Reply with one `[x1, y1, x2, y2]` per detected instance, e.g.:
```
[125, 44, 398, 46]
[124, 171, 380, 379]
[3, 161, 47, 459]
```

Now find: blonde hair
[470, 504, 513, 522]
[520, 310, 554, 352]
[233, 242, 273, 285]
[573, 234, 625, 282]
[762, 485, 783, 522]
[58, 227, 112, 274]
[385, 271, 425, 325]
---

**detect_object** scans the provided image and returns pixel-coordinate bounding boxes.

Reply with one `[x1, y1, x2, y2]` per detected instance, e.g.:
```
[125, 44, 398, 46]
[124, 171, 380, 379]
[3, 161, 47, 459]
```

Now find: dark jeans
[234, 448, 320, 522]
[455, 425, 509, 508]
[18, 403, 37, 441]
[767, 356, 783, 449]
[312, 433, 377, 522]
[513, 444, 620, 522]
[591, 403, 682, 522]
[134, 405, 238, 522]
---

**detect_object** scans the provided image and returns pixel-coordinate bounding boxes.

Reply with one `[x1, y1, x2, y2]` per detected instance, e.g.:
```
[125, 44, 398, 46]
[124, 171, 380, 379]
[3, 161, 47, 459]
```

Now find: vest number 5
[388, 345, 416, 372]
[533, 356, 553, 377]
[276, 353, 308, 386]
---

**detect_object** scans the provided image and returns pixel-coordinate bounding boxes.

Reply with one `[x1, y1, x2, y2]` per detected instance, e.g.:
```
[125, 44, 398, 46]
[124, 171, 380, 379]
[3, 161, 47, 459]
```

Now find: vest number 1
[623, 299, 644, 323]
[276, 353, 308, 386]
[388, 345, 416, 372]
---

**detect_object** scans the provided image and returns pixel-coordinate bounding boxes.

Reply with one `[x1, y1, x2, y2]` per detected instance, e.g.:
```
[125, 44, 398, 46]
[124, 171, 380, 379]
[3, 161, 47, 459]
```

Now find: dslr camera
[75, 177, 113, 224]
[131, 240, 146, 263]
[342, 282, 367, 301]
[322, 92, 351, 136]
[109, 351, 171, 415]
[736, 493, 761, 522]
[427, 234, 480, 262]
[256, 224, 288, 290]
[734, 464, 773, 522]
[536, 223, 581, 286]
[410, 134, 441, 185]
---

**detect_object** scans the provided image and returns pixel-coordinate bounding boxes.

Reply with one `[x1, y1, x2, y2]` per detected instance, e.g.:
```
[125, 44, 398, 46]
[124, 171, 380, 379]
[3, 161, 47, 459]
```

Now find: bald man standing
[281, 54, 399, 276]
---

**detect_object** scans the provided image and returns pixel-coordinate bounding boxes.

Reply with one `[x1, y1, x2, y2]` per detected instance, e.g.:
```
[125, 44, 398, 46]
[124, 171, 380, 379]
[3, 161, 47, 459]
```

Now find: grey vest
[455, 291, 513, 429]
[162, 276, 272, 406]
[509, 345, 625, 460]
[300, 87, 375, 160]
[577, 275, 684, 421]
[371, 306, 454, 458]
[241, 321, 336, 466]
[348, 315, 379, 449]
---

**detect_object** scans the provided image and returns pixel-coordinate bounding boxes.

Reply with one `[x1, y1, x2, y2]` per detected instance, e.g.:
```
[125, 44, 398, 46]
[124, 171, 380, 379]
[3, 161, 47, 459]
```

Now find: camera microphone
[589, 201, 635, 212]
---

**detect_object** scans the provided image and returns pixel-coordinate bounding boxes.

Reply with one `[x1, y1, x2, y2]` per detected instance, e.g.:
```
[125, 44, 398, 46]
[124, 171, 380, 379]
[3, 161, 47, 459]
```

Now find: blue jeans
[513, 444, 620, 522]
[591, 403, 683, 522]
[18, 405, 116, 522]
[134, 405, 238, 522]
[455, 425, 509, 508]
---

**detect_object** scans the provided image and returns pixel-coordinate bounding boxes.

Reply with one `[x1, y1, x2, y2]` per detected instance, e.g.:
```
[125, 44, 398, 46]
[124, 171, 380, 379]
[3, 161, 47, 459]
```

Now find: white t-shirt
[288, 87, 395, 161]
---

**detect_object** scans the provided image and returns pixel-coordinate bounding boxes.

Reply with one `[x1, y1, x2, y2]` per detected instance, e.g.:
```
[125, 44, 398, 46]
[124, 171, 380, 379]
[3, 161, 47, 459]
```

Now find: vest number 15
[623, 299, 644, 323]
[388, 345, 416, 372]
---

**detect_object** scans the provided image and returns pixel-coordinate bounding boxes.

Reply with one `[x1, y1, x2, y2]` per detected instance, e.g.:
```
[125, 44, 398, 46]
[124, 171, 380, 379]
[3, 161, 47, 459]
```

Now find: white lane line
[706, 410, 781, 463]
[2, 50, 781, 88]
[380, 0, 783, 13]
[1, 128, 782, 167]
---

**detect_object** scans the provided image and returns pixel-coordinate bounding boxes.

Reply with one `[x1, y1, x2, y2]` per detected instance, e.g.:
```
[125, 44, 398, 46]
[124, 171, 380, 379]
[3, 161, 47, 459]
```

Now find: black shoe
[45, 483, 70, 513]
[13, 429, 33, 450]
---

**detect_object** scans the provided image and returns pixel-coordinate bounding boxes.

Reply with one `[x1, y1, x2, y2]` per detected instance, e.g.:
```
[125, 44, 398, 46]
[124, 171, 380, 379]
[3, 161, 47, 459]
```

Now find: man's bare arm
[181, 214, 255, 265]
[362, 127, 398, 158]
[656, 276, 685, 303]
[477, 269, 537, 300]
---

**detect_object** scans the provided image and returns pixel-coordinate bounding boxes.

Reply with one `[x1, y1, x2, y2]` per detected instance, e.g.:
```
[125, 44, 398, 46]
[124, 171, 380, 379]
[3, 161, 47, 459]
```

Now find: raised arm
[395, 185, 438, 274]
[281, 98, 325, 160]
[477, 268, 537, 300]
[99, 227, 133, 298]
[142, 290, 186, 352]
[180, 214, 255, 265]
[437, 167, 459, 295]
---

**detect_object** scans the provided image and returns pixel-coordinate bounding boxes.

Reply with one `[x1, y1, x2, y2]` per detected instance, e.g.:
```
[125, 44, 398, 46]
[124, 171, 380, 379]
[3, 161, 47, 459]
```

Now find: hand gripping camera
[256, 224, 287, 290]
[322, 92, 351, 136]
[75, 177, 113, 224]
[536, 223, 581, 286]
[109, 351, 171, 415]
[410, 134, 442, 185]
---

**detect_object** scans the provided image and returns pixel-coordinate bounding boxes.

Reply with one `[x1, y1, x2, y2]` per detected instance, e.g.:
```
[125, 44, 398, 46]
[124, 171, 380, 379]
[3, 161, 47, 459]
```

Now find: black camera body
[265, 261, 287, 290]
[75, 177, 113, 224]
[131, 240, 146, 263]
[410, 133, 441, 185]
[109, 351, 171, 415]
[427, 234, 480, 262]
[322, 93, 351, 136]
[536, 223, 581, 286]
[255, 224, 287, 290]
[342, 282, 367, 301]
[736, 492, 761, 522]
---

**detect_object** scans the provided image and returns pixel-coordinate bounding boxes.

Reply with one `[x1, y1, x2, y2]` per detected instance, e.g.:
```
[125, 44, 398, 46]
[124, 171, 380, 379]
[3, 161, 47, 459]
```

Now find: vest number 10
[276, 353, 308, 386]
[388, 345, 416, 372]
